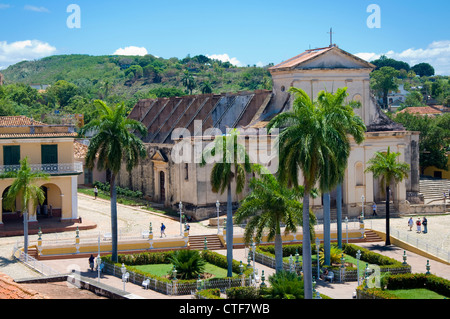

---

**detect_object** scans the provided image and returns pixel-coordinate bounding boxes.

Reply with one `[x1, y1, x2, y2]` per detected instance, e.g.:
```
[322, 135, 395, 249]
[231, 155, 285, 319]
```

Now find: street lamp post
[252, 241, 256, 279]
[315, 237, 320, 279]
[179, 201, 183, 236]
[97, 233, 102, 283]
[356, 250, 361, 286]
[362, 195, 365, 219]
[216, 200, 220, 234]
[121, 263, 129, 292]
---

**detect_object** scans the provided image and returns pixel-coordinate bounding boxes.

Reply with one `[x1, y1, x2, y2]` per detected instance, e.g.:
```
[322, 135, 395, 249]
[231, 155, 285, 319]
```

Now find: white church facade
[120, 46, 421, 220]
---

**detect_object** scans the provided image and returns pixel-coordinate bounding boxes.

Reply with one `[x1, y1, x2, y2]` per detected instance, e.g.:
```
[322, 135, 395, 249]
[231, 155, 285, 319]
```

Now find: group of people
[408, 216, 428, 234]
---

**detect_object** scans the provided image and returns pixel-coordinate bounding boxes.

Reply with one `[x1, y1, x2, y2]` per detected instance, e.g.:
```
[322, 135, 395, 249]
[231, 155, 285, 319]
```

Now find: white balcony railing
[0, 162, 83, 175]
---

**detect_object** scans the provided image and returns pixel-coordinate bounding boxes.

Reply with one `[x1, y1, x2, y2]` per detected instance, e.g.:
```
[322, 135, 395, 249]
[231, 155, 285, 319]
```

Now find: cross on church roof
[327, 27, 335, 47]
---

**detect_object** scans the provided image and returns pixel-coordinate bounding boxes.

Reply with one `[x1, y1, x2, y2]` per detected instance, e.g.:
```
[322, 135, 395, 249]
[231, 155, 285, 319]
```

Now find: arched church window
[355, 162, 364, 186]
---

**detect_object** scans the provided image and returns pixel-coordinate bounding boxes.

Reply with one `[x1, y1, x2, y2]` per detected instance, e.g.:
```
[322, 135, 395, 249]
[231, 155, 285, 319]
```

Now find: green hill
[1, 53, 272, 98]
[0, 53, 273, 124]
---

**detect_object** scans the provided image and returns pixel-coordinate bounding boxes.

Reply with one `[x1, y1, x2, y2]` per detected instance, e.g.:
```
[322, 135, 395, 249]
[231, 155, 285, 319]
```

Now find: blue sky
[1, 0, 449, 74]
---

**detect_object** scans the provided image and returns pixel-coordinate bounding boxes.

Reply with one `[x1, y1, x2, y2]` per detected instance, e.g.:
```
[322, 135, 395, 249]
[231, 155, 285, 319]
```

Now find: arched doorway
[38, 183, 62, 218]
[1, 186, 21, 223]
[159, 171, 166, 203]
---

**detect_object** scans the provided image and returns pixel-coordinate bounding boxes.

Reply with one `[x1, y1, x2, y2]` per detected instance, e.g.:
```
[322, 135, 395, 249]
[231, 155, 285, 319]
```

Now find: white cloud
[207, 53, 243, 67]
[0, 4, 11, 9]
[0, 40, 57, 69]
[113, 46, 148, 56]
[24, 5, 50, 13]
[355, 40, 450, 75]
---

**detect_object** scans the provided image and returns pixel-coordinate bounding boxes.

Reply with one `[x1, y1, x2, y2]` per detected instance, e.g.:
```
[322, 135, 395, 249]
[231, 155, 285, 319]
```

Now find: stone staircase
[364, 229, 383, 242]
[419, 177, 450, 204]
[188, 235, 224, 250]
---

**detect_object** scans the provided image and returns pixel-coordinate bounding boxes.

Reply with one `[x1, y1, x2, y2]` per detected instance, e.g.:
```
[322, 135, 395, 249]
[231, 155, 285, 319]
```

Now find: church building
[120, 45, 421, 220]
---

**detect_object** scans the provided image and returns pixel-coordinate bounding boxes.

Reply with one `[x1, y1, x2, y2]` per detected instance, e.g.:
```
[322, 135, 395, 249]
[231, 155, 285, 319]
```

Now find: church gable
[297, 48, 375, 70]
[269, 46, 375, 72]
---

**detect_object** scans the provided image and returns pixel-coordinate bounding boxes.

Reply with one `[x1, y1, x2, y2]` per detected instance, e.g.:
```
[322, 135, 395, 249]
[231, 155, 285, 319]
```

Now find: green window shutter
[3, 146, 20, 166]
[41, 145, 58, 164]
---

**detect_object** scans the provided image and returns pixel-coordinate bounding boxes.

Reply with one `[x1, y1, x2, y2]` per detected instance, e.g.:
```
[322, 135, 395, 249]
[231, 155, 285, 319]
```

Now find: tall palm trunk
[323, 192, 331, 266]
[302, 190, 313, 299]
[336, 184, 343, 249]
[23, 210, 28, 259]
[110, 174, 118, 262]
[385, 185, 391, 246]
[274, 224, 283, 273]
[226, 182, 233, 277]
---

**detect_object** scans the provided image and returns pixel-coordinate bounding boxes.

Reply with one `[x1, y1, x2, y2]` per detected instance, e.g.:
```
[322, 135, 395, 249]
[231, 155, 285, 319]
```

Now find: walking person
[160, 223, 166, 237]
[89, 254, 95, 271]
[422, 217, 428, 234]
[372, 203, 377, 217]
[408, 217, 414, 231]
[416, 218, 421, 233]
[94, 186, 98, 200]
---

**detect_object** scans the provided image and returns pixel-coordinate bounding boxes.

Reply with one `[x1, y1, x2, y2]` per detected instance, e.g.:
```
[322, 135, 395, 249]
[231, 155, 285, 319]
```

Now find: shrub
[319, 245, 342, 266]
[169, 250, 206, 280]
[265, 270, 304, 299]
[196, 288, 223, 299]
[226, 286, 261, 299]
[342, 243, 409, 270]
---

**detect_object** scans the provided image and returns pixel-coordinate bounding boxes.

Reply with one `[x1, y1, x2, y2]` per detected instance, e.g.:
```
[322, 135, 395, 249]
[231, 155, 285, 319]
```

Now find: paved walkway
[0, 192, 449, 299]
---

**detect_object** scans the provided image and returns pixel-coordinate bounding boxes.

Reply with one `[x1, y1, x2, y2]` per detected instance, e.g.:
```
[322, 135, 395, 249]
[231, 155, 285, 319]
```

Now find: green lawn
[387, 288, 447, 299]
[133, 263, 238, 278]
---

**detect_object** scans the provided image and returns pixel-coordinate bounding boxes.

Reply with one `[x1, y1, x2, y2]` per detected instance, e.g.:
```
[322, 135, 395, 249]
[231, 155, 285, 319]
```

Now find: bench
[142, 279, 150, 289]
[103, 233, 112, 241]
[324, 271, 334, 283]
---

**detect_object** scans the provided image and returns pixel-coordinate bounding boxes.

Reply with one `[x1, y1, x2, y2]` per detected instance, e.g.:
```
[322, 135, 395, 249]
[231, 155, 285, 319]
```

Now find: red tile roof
[0, 116, 77, 139]
[397, 106, 442, 115]
[0, 116, 45, 127]
[0, 132, 78, 139]
[0, 273, 47, 299]
[269, 47, 333, 71]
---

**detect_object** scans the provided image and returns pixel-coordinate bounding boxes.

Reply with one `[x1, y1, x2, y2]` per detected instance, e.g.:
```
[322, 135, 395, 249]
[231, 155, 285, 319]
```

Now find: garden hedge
[357, 273, 450, 299]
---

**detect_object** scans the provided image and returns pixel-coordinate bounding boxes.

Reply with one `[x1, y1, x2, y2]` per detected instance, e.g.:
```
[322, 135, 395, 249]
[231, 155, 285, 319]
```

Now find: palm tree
[234, 164, 317, 272]
[365, 147, 410, 246]
[267, 87, 364, 299]
[80, 100, 148, 262]
[316, 88, 366, 264]
[0, 157, 49, 256]
[182, 71, 196, 95]
[200, 81, 213, 94]
[200, 129, 252, 277]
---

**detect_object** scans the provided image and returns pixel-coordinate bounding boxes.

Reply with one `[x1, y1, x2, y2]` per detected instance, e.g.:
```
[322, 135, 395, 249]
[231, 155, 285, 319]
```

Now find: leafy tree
[148, 87, 185, 98]
[412, 63, 435, 77]
[46, 80, 79, 108]
[370, 66, 399, 109]
[371, 55, 410, 72]
[365, 147, 410, 246]
[200, 129, 252, 277]
[402, 91, 425, 107]
[0, 157, 49, 256]
[234, 164, 317, 273]
[80, 100, 148, 262]
[394, 112, 449, 172]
